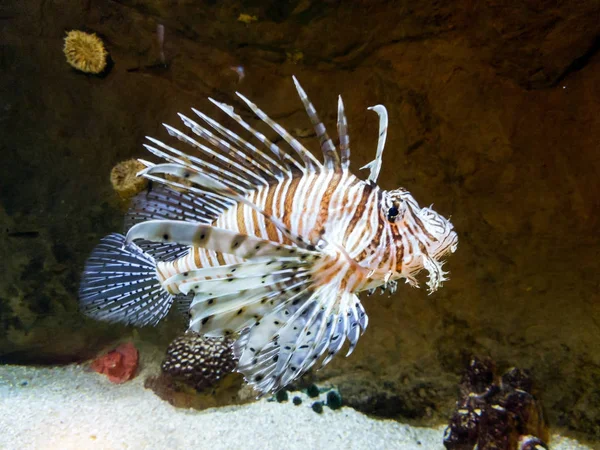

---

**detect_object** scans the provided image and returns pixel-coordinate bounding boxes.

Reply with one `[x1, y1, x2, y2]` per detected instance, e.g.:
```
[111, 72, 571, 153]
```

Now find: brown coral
[443, 357, 549, 450]
[161, 333, 237, 392]
[110, 159, 148, 200]
[63, 30, 108, 74]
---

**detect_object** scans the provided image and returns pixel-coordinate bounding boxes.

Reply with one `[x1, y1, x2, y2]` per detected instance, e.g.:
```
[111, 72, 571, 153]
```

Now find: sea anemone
[63, 30, 108, 74]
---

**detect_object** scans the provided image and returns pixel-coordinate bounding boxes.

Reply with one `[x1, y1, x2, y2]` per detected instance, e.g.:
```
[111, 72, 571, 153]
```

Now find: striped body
[80, 76, 458, 394]
[156, 171, 383, 295]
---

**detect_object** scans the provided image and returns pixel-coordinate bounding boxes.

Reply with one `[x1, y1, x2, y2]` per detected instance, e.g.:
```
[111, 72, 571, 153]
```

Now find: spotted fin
[125, 183, 230, 230]
[236, 88, 323, 172]
[337, 95, 351, 170]
[79, 233, 173, 326]
[137, 162, 318, 250]
[125, 219, 320, 261]
[137, 75, 336, 191]
[292, 76, 340, 170]
[233, 284, 369, 394]
[176, 255, 369, 394]
[124, 183, 232, 262]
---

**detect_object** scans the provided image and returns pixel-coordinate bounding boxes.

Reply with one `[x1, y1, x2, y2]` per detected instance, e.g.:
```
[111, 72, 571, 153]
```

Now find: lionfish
[80, 77, 458, 394]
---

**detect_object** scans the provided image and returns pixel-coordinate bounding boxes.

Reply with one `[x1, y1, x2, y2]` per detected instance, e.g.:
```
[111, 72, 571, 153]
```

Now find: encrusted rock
[443, 357, 549, 450]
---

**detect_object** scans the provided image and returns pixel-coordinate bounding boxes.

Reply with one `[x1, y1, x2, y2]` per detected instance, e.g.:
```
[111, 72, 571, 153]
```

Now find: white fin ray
[139, 163, 318, 250]
[187, 266, 314, 337]
[143, 138, 252, 193]
[191, 108, 289, 180]
[125, 219, 319, 261]
[276, 284, 340, 388]
[337, 95, 351, 170]
[192, 107, 288, 180]
[292, 76, 340, 171]
[136, 160, 234, 214]
[271, 270, 343, 386]
[231, 274, 369, 394]
[207, 99, 304, 174]
[79, 234, 174, 326]
[140, 163, 237, 197]
[321, 292, 351, 367]
[179, 269, 309, 297]
[345, 300, 362, 356]
[124, 184, 223, 230]
[360, 105, 388, 183]
[188, 276, 312, 336]
[235, 91, 323, 172]
[162, 121, 270, 188]
[176, 113, 279, 183]
[163, 257, 306, 290]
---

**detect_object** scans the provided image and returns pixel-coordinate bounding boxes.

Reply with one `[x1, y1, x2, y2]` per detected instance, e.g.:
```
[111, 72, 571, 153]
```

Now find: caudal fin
[79, 233, 173, 326]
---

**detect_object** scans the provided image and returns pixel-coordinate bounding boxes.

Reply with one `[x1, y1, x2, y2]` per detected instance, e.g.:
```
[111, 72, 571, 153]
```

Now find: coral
[443, 357, 549, 450]
[275, 389, 288, 403]
[143, 333, 245, 409]
[237, 13, 258, 24]
[311, 401, 324, 414]
[63, 30, 108, 74]
[326, 390, 343, 410]
[161, 333, 236, 392]
[306, 384, 320, 398]
[90, 342, 138, 383]
[110, 159, 148, 201]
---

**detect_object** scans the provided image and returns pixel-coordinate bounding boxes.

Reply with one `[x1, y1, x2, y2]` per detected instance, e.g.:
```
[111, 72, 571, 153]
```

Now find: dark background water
[1, 0, 599, 440]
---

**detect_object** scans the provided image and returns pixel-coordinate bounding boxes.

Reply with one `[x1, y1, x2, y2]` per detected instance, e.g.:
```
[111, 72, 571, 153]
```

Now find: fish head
[384, 188, 458, 292]
[414, 205, 458, 260]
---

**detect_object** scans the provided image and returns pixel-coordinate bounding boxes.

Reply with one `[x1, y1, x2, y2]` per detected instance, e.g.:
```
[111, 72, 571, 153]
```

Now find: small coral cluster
[443, 357, 548, 450]
[275, 384, 343, 415]
[161, 333, 236, 392]
[63, 30, 108, 74]
[90, 342, 138, 383]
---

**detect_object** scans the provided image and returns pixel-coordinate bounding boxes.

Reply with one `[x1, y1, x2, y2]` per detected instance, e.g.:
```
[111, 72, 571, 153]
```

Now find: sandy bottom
[0, 363, 593, 450]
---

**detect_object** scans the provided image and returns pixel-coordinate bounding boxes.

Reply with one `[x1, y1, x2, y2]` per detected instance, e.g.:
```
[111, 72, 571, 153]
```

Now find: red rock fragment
[90, 342, 139, 383]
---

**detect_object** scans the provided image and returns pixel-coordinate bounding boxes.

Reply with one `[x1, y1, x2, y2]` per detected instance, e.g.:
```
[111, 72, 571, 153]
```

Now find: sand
[0, 363, 593, 450]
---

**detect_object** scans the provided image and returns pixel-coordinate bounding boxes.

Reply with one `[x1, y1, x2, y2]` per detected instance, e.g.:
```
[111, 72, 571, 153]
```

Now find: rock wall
[1, 0, 599, 439]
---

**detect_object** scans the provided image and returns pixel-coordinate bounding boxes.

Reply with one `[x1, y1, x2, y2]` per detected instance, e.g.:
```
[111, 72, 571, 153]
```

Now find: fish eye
[387, 203, 400, 223]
